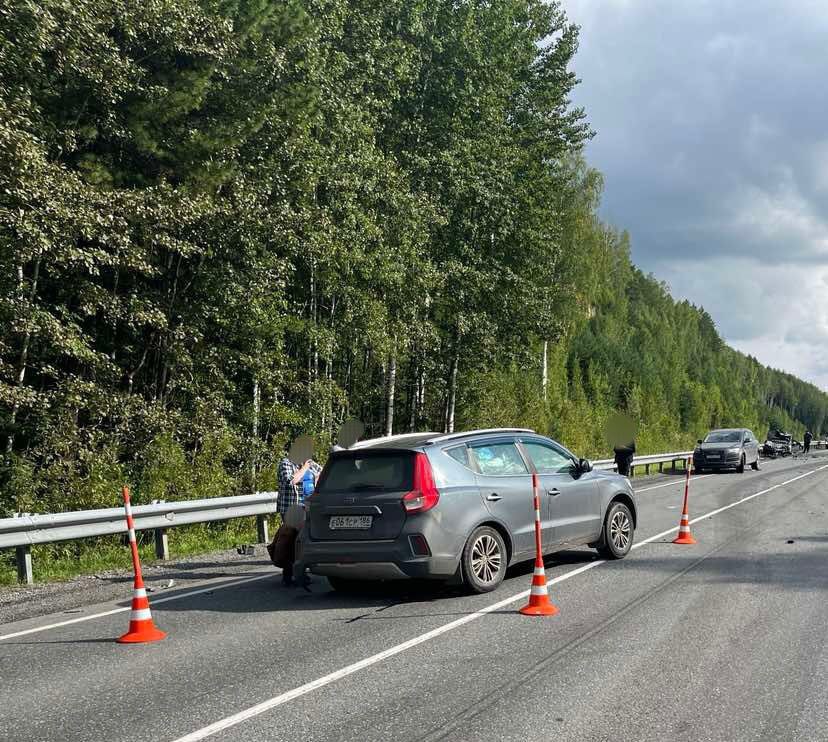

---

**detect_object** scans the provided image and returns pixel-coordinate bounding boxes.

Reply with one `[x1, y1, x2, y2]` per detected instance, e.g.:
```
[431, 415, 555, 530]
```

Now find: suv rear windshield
[316, 451, 414, 493]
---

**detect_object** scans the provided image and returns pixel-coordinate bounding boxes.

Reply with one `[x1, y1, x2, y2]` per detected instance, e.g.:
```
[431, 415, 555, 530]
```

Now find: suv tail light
[402, 452, 440, 514]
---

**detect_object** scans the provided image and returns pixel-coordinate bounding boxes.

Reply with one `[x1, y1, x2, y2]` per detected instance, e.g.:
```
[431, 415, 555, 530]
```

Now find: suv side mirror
[578, 458, 593, 474]
[697, 439, 703, 445]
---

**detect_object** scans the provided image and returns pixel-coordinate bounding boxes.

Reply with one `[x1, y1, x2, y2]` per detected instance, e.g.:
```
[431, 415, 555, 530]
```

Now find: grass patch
[0, 515, 280, 587]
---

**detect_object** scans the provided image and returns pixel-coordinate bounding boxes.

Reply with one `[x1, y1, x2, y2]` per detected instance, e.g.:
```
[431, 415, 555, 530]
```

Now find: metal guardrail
[1, 492, 279, 585]
[5, 441, 824, 585]
[593, 451, 693, 475]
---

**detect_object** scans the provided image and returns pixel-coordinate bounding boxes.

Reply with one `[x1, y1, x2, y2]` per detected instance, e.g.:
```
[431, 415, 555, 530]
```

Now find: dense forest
[2, 0, 827, 519]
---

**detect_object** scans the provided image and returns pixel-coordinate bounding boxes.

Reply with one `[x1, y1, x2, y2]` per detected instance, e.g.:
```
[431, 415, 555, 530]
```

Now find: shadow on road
[87, 560, 275, 587]
[150, 550, 601, 616]
[614, 543, 828, 592]
[151, 532, 828, 624]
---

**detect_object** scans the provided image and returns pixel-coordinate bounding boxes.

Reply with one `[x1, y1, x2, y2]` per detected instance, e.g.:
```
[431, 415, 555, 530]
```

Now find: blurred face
[337, 418, 365, 448]
[289, 435, 314, 465]
[605, 413, 636, 447]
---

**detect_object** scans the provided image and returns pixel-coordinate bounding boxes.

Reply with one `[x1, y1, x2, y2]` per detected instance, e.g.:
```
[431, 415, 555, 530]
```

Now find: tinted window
[445, 445, 471, 468]
[704, 431, 741, 443]
[470, 442, 527, 476]
[317, 452, 413, 492]
[522, 441, 574, 474]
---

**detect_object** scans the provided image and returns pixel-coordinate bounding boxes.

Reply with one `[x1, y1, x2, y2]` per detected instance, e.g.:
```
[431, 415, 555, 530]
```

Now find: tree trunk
[5, 257, 41, 456]
[385, 352, 397, 436]
[344, 353, 352, 414]
[251, 377, 260, 482]
[408, 359, 418, 432]
[311, 259, 318, 382]
[541, 340, 548, 401]
[445, 351, 458, 434]
[379, 358, 387, 435]
[418, 366, 426, 426]
[127, 340, 150, 395]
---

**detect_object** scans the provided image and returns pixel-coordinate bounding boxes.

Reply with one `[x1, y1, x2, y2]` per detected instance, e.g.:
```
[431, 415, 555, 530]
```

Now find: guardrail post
[645, 463, 651, 475]
[256, 514, 269, 544]
[152, 500, 170, 560]
[658, 461, 664, 473]
[16, 544, 33, 585]
[13, 513, 33, 584]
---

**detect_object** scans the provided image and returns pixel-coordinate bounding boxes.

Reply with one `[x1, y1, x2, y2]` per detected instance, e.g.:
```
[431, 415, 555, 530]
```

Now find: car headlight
[728, 447, 741, 454]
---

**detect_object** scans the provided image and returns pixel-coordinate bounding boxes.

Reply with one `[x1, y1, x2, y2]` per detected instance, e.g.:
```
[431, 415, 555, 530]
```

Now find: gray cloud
[564, 0, 828, 388]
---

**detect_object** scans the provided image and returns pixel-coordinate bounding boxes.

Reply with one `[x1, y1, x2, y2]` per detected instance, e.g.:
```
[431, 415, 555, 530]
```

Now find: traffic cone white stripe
[117, 485, 166, 644]
[518, 473, 559, 616]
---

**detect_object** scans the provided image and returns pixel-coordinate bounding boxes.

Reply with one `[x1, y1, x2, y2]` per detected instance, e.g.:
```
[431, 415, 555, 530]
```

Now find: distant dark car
[763, 429, 792, 457]
[694, 428, 760, 473]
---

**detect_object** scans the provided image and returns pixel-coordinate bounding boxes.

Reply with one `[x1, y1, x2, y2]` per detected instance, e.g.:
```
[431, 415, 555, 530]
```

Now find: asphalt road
[1, 453, 827, 742]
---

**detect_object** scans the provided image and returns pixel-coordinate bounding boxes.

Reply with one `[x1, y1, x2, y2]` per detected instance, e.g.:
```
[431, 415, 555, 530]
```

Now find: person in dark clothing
[803, 430, 812, 454]
[613, 440, 636, 477]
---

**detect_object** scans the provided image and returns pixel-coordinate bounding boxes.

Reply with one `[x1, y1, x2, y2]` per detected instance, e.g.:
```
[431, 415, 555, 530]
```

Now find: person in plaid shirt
[277, 440, 321, 586]
[277, 457, 321, 515]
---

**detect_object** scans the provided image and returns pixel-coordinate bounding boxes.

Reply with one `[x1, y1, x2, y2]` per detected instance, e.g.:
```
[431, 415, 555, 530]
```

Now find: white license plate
[329, 515, 373, 530]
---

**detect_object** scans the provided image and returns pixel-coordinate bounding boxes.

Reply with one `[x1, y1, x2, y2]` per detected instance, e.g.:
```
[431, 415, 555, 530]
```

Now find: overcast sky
[562, 0, 828, 391]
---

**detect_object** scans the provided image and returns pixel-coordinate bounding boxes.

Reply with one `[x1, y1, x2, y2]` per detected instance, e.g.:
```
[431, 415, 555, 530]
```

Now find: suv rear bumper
[303, 538, 459, 581]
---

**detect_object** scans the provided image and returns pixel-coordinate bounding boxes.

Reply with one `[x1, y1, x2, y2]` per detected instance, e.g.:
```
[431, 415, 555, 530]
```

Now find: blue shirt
[300, 469, 316, 501]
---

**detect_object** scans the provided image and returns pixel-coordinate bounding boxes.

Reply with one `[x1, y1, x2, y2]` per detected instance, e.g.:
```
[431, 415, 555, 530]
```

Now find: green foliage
[1, 0, 827, 547]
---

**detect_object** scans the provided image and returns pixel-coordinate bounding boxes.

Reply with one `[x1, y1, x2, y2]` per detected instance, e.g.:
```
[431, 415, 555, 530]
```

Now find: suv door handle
[547, 489, 561, 497]
[486, 493, 502, 502]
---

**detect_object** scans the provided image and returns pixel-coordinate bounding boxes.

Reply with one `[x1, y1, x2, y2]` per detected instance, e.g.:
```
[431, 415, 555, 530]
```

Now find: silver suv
[304, 429, 638, 593]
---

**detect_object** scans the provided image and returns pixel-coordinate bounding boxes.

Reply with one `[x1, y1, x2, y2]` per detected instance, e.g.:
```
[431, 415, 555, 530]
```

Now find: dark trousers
[282, 529, 306, 585]
[616, 458, 632, 476]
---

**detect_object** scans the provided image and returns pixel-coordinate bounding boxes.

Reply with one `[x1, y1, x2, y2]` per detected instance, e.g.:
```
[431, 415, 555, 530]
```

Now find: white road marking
[0, 573, 273, 642]
[170, 461, 828, 742]
[635, 474, 710, 493]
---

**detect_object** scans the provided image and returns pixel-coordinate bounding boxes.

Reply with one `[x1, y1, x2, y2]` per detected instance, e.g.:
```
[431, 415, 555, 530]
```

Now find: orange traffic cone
[672, 458, 697, 545]
[117, 487, 166, 644]
[519, 474, 559, 617]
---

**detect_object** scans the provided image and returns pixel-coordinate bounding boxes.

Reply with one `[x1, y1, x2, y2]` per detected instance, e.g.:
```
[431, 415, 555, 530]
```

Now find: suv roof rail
[349, 432, 443, 449]
[426, 428, 535, 444]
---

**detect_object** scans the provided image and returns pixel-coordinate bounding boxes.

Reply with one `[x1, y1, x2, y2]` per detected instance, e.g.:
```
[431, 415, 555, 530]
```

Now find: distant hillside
[461, 224, 827, 457]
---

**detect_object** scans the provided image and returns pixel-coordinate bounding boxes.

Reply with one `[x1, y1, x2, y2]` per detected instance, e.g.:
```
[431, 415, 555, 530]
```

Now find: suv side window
[522, 441, 574, 474]
[469, 442, 528, 476]
[445, 445, 471, 469]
